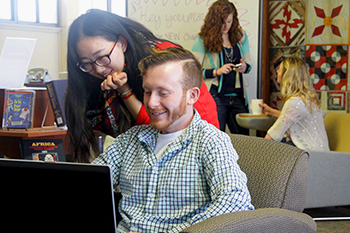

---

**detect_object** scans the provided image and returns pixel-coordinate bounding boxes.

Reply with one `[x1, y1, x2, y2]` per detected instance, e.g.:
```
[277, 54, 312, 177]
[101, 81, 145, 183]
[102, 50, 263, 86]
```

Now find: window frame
[0, 0, 60, 27]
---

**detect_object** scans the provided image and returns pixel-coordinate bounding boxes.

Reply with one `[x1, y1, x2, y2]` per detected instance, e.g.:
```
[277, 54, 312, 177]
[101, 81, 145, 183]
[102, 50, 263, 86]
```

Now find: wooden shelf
[0, 128, 68, 159]
[0, 89, 68, 159]
[0, 127, 67, 138]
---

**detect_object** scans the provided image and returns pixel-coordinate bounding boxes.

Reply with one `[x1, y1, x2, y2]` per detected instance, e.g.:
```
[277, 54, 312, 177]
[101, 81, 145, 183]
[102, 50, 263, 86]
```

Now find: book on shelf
[20, 139, 66, 162]
[2, 89, 35, 129]
[45, 79, 68, 128]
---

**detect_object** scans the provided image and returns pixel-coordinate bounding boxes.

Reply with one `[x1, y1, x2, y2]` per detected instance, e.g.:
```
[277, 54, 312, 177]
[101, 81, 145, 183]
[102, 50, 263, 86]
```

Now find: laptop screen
[0, 159, 117, 233]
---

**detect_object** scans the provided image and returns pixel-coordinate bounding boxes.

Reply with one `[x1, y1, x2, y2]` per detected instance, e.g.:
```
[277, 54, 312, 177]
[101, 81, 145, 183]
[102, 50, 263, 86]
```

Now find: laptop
[0, 159, 117, 233]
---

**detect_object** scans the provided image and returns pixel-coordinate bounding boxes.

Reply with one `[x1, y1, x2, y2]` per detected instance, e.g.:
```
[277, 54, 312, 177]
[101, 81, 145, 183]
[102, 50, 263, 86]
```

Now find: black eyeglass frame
[77, 40, 119, 73]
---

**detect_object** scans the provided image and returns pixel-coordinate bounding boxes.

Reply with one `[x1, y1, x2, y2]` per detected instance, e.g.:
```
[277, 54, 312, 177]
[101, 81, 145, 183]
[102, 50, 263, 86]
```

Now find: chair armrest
[181, 208, 316, 233]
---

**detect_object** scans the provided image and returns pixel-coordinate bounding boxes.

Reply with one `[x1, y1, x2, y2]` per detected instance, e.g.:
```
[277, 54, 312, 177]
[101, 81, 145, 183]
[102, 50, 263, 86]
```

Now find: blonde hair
[280, 57, 320, 112]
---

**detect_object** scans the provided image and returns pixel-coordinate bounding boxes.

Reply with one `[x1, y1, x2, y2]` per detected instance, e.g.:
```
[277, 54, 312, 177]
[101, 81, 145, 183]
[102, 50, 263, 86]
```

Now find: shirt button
[149, 193, 155, 198]
[131, 227, 137, 231]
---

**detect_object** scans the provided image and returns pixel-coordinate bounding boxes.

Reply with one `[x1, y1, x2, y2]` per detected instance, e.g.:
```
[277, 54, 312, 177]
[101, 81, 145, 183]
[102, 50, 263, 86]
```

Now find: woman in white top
[261, 57, 330, 151]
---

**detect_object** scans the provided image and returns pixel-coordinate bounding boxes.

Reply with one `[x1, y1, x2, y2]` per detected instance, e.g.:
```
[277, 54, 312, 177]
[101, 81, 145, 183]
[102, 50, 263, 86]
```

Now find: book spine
[46, 82, 65, 127]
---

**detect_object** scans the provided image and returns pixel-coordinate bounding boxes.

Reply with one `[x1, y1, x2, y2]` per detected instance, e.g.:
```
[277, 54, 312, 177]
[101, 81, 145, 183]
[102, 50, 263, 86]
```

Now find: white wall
[59, 0, 80, 73]
[128, 0, 262, 101]
[0, 23, 61, 80]
[0, 0, 82, 80]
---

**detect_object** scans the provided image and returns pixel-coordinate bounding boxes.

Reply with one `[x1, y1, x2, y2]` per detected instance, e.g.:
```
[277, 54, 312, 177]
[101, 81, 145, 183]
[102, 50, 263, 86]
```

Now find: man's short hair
[138, 47, 203, 90]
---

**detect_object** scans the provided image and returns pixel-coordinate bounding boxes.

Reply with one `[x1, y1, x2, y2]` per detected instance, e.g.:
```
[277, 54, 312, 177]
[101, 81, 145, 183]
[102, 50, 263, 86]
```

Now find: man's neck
[160, 110, 194, 134]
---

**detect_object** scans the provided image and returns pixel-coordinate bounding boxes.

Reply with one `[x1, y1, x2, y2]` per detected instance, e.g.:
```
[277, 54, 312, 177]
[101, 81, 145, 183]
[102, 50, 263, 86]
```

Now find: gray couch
[237, 111, 350, 210]
[305, 112, 350, 209]
[305, 150, 350, 208]
[182, 134, 316, 233]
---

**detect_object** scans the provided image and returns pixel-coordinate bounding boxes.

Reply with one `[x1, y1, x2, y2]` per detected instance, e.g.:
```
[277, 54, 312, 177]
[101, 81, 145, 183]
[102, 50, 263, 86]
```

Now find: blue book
[2, 89, 35, 129]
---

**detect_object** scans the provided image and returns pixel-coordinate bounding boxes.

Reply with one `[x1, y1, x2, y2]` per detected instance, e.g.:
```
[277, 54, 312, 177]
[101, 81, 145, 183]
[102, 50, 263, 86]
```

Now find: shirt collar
[137, 109, 201, 146]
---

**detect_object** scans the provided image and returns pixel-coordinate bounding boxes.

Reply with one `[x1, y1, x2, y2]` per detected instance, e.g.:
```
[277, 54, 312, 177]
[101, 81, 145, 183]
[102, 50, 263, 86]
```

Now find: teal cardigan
[192, 31, 252, 95]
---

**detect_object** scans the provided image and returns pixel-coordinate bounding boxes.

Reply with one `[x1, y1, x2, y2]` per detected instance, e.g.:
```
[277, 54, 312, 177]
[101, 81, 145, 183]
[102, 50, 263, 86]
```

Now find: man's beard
[149, 92, 187, 132]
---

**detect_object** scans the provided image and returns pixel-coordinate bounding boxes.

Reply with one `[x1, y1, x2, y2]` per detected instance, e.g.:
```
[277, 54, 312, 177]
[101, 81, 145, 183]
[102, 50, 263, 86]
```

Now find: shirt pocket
[158, 162, 205, 211]
[118, 155, 146, 198]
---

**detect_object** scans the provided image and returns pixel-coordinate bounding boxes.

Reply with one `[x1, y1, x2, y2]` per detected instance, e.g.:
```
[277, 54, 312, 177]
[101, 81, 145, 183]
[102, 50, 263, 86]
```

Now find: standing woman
[192, 0, 252, 134]
[66, 9, 219, 162]
[262, 57, 329, 151]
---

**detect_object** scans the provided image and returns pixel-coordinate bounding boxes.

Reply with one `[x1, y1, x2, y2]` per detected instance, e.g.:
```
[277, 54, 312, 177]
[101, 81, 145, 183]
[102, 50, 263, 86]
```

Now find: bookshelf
[0, 127, 67, 138]
[0, 128, 67, 159]
[0, 89, 68, 159]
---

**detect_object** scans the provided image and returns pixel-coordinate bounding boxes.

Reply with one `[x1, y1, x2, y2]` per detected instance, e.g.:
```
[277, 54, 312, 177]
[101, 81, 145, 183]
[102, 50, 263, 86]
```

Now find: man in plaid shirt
[93, 47, 254, 233]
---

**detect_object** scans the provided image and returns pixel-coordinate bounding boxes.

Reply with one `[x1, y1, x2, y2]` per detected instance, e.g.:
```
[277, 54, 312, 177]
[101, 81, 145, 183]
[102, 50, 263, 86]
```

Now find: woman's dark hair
[199, 0, 243, 53]
[66, 9, 166, 162]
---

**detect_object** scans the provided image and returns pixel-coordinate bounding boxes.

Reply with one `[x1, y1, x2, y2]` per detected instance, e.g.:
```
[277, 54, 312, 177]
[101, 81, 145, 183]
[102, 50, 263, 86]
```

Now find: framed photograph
[2, 89, 35, 129]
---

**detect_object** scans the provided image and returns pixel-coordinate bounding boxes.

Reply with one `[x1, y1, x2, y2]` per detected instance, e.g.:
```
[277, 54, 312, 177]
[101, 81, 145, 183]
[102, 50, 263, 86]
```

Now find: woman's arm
[118, 85, 142, 120]
[192, 36, 238, 78]
[101, 71, 143, 121]
[264, 133, 273, 140]
[240, 31, 252, 74]
[266, 98, 303, 142]
[192, 36, 220, 79]
[261, 103, 281, 118]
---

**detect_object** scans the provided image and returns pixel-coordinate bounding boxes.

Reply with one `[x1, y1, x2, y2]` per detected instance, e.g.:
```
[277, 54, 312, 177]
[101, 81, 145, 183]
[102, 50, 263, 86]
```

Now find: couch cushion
[181, 208, 317, 233]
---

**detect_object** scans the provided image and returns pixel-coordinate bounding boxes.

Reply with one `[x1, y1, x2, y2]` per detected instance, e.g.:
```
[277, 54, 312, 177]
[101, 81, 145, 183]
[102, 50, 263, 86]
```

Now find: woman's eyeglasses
[77, 40, 118, 73]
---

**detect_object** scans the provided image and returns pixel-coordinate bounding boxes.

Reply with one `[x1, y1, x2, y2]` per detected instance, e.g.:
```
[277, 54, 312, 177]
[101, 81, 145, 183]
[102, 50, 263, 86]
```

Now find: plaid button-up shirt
[93, 110, 254, 233]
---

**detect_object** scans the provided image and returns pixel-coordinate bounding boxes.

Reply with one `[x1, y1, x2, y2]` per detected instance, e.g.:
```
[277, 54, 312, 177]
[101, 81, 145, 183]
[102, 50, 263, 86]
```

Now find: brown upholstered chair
[182, 134, 316, 233]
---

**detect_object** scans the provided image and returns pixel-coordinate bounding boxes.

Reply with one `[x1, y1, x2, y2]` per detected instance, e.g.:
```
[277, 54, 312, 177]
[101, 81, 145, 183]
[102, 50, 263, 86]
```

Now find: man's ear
[187, 87, 200, 105]
[118, 36, 128, 52]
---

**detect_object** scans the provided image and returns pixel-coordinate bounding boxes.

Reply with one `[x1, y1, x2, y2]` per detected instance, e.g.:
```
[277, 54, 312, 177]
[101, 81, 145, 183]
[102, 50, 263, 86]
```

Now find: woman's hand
[217, 63, 236, 76]
[101, 71, 142, 121]
[265, 133, 273, 140]
[261, 103, 281, 118]
[285, 130, 291, 142]
[234, 59, 247, 73]
[216, 59, 247, 76]
[101, 72, 128, 91]
[261, 103, 273, 116]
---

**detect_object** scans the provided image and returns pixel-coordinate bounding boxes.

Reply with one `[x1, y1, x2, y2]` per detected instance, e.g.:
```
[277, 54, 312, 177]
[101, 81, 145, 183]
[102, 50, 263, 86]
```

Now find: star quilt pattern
[269, 0, 306, 47]
[306, 0, 349, 44]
